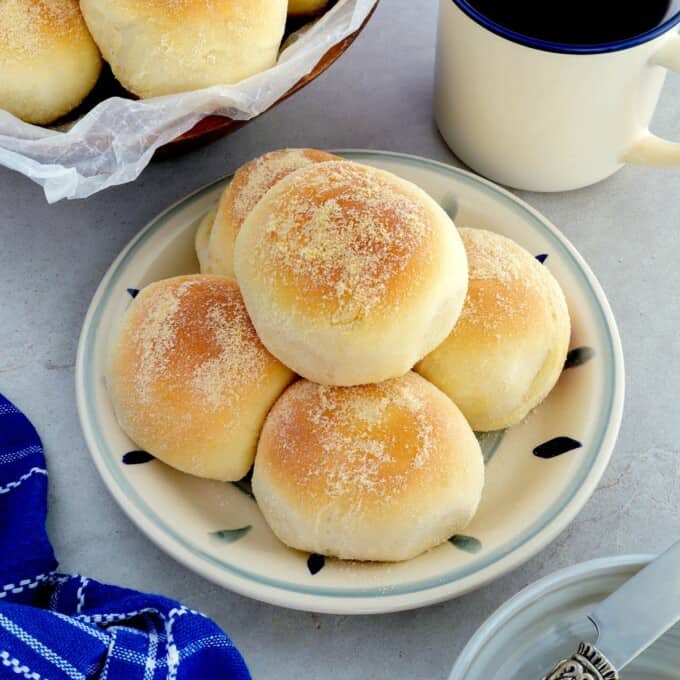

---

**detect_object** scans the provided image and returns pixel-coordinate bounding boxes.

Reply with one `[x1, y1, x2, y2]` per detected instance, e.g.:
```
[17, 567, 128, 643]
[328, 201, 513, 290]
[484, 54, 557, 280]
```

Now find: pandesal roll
[0, 0, 102, 124]
[107, 275, 295, 481]
[234, 160, 468, 386]
[253, 372, 485, 562]
[200, 149, 340, 277]
[416, 228, 571, 431]
[79, 0, 288, 98]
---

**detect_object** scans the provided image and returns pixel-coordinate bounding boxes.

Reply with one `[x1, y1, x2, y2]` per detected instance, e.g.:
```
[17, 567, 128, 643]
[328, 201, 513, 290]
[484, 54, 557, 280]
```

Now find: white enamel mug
[435, 0, 680, 191]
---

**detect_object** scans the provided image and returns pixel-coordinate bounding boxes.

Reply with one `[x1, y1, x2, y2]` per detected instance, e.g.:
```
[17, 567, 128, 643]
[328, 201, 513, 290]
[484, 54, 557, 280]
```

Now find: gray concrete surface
[1, 1, 680, 678]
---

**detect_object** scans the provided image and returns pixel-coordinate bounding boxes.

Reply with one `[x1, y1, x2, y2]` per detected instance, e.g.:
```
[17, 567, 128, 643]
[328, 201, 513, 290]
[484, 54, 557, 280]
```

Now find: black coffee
[464, 0, 676, 45]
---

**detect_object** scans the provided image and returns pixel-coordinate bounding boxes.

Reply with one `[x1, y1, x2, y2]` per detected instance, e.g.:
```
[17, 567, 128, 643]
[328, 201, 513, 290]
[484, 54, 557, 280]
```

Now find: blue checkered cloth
[0, 393, 251, 679]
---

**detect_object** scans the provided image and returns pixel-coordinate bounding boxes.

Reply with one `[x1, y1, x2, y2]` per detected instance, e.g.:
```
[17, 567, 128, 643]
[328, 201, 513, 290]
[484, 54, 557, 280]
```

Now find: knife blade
[543, 539, 680, 679]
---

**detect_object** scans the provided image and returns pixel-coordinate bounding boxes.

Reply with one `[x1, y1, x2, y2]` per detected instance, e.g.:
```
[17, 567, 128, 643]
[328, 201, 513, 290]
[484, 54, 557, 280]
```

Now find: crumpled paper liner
[0, 0, 376, 203]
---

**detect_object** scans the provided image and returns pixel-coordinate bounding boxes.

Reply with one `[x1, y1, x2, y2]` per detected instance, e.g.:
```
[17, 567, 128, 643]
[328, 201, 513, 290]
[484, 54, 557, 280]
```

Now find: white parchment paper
[0, 0, 376, 202]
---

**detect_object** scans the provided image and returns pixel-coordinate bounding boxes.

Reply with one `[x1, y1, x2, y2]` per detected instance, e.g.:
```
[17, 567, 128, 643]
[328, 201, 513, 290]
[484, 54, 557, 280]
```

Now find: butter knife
[542, 539, 680, 680]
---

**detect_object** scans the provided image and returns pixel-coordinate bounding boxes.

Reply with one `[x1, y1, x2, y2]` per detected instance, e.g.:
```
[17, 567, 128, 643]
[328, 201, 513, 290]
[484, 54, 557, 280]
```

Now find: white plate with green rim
[75, 150, 624, 614]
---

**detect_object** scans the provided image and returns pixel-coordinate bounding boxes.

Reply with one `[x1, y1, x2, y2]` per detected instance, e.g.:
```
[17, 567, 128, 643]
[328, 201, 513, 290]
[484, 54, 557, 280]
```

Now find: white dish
[449, 555, 680, 679]
[75, 150, 624, 614]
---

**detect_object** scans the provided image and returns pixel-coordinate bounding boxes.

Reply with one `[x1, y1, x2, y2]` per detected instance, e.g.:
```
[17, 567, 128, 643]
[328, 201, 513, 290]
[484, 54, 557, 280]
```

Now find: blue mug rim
[451, 0, 680, 54]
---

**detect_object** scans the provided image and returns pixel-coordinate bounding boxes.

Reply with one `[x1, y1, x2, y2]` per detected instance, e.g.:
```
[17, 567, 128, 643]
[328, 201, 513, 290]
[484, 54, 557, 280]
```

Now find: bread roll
[200, 149, 339, 277]
[234, 160, 468, 386]
[253, 373, 484, 562]
[288, 0, 329, 16]
[416, 228, 571, 431]
[107, 275, 295, 481]
[0, 0, 102, 124]
[79, 0, 287, 98]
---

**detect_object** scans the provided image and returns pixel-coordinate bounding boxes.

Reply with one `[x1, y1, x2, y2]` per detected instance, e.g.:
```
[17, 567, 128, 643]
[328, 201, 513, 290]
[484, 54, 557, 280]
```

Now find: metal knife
[542, 539, 680, 680]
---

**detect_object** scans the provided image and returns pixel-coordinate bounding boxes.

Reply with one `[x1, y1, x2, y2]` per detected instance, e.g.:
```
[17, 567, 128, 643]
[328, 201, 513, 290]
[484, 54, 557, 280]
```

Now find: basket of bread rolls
[0, 0, 378, 201]
[106, 149, 571, 564]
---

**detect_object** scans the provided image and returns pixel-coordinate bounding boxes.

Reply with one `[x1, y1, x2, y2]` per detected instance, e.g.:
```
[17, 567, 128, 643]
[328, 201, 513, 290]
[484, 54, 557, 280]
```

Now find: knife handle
[542, 641, 619, 680]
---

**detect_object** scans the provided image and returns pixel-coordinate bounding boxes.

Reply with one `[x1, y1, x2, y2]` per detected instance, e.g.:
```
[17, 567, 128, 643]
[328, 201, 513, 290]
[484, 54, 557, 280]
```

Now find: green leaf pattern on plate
[211, 526, 252, 543]
[476, 429, 506, 464]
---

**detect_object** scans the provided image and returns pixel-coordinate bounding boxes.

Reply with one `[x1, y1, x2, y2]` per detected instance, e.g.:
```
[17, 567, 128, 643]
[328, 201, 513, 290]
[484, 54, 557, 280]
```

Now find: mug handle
[625, 33, 680, 165]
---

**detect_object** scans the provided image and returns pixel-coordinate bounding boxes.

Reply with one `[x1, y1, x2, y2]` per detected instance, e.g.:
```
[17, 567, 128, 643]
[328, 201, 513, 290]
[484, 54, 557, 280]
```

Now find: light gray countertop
[1, 2, 680, 678]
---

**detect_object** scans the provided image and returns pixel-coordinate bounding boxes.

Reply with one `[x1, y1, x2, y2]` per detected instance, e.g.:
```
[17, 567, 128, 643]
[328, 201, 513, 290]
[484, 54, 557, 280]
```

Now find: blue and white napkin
[0, 393, 250, 679]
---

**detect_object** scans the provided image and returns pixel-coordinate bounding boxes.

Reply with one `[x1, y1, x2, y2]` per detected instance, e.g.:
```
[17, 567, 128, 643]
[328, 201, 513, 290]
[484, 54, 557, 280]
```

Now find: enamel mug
[435, 0, 680, 191]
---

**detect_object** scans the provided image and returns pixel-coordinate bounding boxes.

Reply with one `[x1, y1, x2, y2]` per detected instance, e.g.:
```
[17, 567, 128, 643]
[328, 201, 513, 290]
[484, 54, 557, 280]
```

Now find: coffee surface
[464, 0, 675, 45]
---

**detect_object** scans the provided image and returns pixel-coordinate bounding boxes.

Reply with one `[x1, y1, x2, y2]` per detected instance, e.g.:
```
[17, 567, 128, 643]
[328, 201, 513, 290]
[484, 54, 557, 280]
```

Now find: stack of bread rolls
[0, 0, 329, 125]
[108, 149, 571, 563]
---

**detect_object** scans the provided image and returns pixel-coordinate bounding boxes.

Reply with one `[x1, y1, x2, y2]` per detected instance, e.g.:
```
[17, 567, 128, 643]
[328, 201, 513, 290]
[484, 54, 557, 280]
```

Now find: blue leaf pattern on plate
[535, 253, 549, 264]
[127, 288, 140, 298]
[533, 437, 582, 459]
[564, 346, 595, 370]
[122, 450, 155, 465]
[307, 554, 325, 575]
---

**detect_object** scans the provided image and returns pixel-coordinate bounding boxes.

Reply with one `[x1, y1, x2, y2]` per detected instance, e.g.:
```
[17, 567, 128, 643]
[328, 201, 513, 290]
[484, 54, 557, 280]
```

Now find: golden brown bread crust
[1, 0, 87, 54]
[257, 375, 477, 512]
[234, 161, 469, 385]
[0, 0, 102, 124]
[107, 275, 295, 481]
[416, 228, 571, 431]
[222, 149, 340, 245]
[200, 149, 340, 277]
[241, 161, 435, 320]
[253, 373, 485, 561]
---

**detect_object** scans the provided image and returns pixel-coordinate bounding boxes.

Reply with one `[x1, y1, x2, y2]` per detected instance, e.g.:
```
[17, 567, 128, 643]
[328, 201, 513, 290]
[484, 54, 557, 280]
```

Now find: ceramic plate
[75, 151, 624, 614]
[449, 555, 680, 679]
